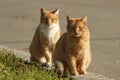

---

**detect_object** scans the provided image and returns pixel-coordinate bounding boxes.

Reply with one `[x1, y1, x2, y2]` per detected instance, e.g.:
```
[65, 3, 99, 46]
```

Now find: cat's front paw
[71, 71, 79, 76]
[79, 69, 86, 74]
[41, 62, 53, 70]
[45, 62, 53, 67]
[41, 62, 52, 67]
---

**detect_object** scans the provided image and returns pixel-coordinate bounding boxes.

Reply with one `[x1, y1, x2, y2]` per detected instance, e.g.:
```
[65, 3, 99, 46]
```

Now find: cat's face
[40, 8, 59, 26]
[67, 16, 88, 37]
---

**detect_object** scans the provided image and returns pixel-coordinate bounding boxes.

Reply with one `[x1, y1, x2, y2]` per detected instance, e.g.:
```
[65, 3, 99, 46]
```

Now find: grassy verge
[0, 49, 73, 80]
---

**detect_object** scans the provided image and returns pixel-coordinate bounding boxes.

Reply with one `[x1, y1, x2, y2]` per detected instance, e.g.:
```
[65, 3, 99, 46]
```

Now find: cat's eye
[45, 17, 48, 20]
[79, 26, 83, 29]
[51, 18, 55, 21]
[78, 26, 82, 28]
[71, 26, 74, 28]
[80, 27, 85, 31]
[71, 26, 75, 31]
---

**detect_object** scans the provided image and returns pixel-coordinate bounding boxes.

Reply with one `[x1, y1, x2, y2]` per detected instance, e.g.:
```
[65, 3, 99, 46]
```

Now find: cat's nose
[75, 29, 79, 34]
[47, 20, 51, 26]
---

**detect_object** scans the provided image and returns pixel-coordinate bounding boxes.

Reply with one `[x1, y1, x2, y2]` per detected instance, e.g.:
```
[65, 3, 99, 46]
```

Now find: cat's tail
[54, 61, 64, 77]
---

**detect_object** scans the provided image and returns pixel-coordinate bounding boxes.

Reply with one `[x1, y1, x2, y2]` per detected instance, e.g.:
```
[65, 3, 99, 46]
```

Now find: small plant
[0, 49, 75, 80]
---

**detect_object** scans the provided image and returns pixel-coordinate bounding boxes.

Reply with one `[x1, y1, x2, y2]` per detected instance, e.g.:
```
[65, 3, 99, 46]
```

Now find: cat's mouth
[48, 24, 58, 28]
[75, 34, 81, 37]
[40, 23, 58, 29]
[74, 32, 83, 37]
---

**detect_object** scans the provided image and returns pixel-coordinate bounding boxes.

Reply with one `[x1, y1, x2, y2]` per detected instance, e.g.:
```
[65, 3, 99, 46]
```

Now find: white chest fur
[40, 23, 59, 45]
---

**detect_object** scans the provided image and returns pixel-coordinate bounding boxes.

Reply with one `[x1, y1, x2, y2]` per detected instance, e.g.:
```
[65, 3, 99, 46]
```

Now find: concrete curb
[0, 45, 31, 62]
[0, 45, 115, 80]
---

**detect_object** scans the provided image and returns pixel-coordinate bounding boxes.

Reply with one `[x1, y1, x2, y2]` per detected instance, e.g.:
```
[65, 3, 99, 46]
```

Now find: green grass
[0, 49, 75, 80]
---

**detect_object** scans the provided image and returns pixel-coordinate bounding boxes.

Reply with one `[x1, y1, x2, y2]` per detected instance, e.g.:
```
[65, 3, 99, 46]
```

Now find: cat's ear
[82, 16, 88, 23]
[40, 8, 47, 15]
[67, 15, 72, 22]
[51, 8, 59, 15]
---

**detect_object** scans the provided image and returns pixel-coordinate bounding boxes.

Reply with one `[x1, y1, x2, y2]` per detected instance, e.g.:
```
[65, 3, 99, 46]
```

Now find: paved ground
[0, 46, 114, 80]
[0, 0, 120, 80]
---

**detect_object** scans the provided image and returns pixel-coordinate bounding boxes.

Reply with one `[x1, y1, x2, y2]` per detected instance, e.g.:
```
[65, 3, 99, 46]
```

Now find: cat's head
[66, 16, 88, 37]
[40, 8, 59, 26]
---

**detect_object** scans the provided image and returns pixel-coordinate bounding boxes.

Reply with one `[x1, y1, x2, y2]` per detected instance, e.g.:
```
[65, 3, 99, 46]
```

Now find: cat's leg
[79, 52, 91, 74]
[44, 50, 52, 67]
[62, 66, 69, 77]
[66, 56, 79, 76]
[85, 52, 91, 69]
[77, 58, 87, 74]
[30, 52, 45, 64]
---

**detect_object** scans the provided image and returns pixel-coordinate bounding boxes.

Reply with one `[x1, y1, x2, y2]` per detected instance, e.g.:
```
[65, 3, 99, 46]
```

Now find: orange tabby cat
[53, 16, 91, 76]
[29, 8, 60, 67]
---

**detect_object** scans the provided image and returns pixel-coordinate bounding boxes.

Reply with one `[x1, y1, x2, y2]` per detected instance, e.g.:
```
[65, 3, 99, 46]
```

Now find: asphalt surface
[0, 0, 120, 79]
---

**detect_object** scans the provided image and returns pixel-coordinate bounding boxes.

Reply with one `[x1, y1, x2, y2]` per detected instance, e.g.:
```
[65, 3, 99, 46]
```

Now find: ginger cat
[53, 16, 91, 76]
[29, 8, 60, 67]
